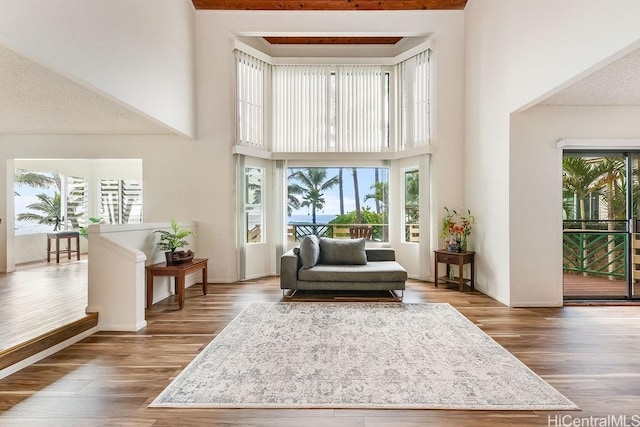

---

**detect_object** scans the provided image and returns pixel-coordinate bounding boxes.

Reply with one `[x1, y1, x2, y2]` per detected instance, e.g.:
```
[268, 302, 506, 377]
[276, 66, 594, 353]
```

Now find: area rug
[150, 302, 578, 410]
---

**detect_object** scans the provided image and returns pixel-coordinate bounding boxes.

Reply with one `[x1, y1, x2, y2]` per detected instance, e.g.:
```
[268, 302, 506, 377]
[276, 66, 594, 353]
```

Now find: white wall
[196, 10, 466, 282]
[464, 0, 640, 305]
[0, 0, 196, 137]
[510, 106, 640, 306]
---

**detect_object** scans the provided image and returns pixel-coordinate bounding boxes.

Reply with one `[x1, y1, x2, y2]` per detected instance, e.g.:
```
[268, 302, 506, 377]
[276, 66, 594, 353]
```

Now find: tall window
[404, 168, 420, 243]
[66, 176, 87, 230]
[245, 167, 264, 243]
[236, 50, 267, 148]
[399, 50, 431, 150]
[99, 180, 142, 224]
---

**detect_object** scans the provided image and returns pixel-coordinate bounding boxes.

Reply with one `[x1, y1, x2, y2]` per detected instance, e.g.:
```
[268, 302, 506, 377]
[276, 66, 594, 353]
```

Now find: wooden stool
[47, 231, 80, 263]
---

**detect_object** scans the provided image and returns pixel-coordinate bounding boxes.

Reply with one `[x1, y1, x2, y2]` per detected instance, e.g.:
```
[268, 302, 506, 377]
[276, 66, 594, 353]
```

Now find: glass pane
[287, 167, 389, 242]
[562, 154, 628, 299]
[245, 167, 263, 243]
[404, 168, 419, 243]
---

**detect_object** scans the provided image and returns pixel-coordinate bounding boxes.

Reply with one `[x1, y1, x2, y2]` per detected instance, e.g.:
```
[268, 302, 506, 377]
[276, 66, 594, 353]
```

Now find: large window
[235, 47, 430, 154]
[287, 166, 389, 242]
[245, 167, 264, 243]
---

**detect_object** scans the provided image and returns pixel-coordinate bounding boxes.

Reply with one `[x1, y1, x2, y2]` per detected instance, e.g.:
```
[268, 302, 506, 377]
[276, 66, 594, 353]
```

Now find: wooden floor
[0, 274, 638, 426]
[0, 257, 88, 352]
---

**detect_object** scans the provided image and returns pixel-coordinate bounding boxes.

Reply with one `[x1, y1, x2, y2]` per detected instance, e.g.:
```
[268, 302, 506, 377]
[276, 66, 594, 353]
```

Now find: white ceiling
[0, 45, 172, 135]
[541, 46, 640, 106]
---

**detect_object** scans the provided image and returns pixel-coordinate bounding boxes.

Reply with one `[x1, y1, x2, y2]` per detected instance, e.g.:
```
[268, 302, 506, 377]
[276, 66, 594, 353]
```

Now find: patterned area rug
[151, 302, 578, 410]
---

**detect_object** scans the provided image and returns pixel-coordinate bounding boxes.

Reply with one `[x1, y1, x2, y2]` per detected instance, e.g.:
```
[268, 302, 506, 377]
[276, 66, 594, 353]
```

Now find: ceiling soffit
[192, 0, 467, 10]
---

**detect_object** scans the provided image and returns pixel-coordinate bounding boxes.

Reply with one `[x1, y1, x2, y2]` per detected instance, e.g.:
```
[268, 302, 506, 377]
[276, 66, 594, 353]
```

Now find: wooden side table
[145, 258, 208, 309]
[46, 231, 80, 263]
[434, 250, 475, 292]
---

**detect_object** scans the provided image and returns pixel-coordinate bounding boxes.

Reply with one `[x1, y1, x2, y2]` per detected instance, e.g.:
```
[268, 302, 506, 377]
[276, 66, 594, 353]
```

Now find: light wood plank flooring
[0, 258, 88, 352]
[0, 275, 639, 426]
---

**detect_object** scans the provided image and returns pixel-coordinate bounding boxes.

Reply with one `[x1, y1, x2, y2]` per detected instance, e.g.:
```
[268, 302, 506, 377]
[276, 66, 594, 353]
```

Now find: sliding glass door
[562, 152, 640, 300]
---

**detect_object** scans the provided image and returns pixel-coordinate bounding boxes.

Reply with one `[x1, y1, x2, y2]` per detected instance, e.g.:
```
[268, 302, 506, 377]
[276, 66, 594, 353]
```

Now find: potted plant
[154, 219, 196, 264]
[440, 207, 475, 252]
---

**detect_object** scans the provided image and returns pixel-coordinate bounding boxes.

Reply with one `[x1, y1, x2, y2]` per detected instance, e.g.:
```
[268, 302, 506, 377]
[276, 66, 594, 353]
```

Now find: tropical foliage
[288, 168, 340, 224]
[154, 219, 195, 252]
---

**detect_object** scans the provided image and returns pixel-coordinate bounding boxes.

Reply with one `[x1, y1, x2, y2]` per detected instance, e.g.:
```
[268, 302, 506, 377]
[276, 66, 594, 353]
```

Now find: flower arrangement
[440, 207, 475, 252]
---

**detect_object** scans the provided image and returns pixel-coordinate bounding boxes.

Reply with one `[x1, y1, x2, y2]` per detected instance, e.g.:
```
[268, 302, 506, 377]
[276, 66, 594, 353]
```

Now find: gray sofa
[280, 236, 407, 297]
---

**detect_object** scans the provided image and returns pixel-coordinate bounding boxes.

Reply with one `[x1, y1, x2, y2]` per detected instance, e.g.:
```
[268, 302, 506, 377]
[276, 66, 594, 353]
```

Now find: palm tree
[17, 192, 62, 230]
[594, 157, 626, 279]
[338, 168, 345, 215]
[364, 181, 389, 215]
[352, 168, 362, 224]
[290, 168, 339, 224]
[562, 157, 605, 227]
[14, 169, 57, 195]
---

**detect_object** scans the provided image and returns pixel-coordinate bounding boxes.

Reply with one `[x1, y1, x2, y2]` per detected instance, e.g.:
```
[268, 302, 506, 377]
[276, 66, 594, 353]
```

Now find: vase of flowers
[440, 207, 475, 252]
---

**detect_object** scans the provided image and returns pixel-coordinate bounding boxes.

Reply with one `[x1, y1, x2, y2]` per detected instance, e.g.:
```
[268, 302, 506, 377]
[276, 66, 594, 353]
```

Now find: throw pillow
[299, 235, 320, 269]
[319, 237, 367, 265]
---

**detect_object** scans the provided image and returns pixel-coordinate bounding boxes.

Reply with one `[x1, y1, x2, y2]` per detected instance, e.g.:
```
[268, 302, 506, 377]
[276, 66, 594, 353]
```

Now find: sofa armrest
[365, 248, 396, 262]
[280, 249, 300, 289]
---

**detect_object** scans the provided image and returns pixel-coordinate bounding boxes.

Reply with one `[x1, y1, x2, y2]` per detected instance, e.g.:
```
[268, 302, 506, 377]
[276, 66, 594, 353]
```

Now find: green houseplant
[154, 219, 196, 264]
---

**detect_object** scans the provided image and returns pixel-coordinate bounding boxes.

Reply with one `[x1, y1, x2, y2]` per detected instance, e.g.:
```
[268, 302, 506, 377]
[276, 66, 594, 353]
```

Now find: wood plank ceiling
[192, 0, 467, 11]
[194, 0, 466, 45]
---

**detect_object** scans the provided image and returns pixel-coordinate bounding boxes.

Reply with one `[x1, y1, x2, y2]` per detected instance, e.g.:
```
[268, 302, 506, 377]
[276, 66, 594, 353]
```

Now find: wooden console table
[434, 250, 475, 292]
[46, 231, 80, 263]
[145, 258, 208, 309]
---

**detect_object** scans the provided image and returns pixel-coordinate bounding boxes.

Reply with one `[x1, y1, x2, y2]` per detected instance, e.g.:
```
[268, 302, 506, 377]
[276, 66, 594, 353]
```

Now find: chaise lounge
[280, 235, 407, 298]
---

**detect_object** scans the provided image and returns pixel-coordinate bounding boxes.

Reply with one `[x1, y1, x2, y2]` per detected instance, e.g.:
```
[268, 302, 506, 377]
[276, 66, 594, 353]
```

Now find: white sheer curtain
[235, 50, 269, 148]
[398, 50, 431, 150]
[273, 65, 330, 152]
[335, 65, 387, 152]
[273, 64, 388, 153]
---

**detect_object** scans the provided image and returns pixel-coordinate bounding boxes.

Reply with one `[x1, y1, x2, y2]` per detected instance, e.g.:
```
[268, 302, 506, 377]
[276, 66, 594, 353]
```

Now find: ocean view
[288, 214, 337, 224]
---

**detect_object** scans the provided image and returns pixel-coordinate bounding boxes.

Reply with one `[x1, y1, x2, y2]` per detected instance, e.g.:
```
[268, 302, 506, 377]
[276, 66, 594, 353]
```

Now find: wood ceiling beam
[192, 0, 467, 10]
[264, 36, 403, 44]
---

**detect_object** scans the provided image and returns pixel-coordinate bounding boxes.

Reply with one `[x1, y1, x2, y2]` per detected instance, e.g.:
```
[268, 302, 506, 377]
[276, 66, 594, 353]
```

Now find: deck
[563, 272, 634, 298]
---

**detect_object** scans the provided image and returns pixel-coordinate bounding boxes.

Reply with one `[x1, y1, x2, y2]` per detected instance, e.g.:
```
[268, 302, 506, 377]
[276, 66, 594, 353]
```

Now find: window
[236, 50, 267, 148]
[245, 167, 264, 243]
[14, 169, 61, 235]
[99, 179, 142, 224]
[235, 47, 431, 155]
[66, 176, 87, 230]
[404, 168, 420, 243]
[273, 65, 390, 153]
[399, 50, 431, 150]
[287, 166, 389, 242]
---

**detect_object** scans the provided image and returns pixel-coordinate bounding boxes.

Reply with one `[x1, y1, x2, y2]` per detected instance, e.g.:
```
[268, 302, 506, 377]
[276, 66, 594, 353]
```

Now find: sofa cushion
[299, 235, 320, 269]
[298, 261, 407, 282]
[318, 237, 367, 265]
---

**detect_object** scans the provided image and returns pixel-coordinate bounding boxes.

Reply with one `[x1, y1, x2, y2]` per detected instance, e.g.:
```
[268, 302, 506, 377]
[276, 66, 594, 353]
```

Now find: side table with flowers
[440, 207, 475, 253]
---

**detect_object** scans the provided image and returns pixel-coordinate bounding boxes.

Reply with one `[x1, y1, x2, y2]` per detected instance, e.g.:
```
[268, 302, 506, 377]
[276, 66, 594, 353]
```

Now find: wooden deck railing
[562, 230, 627, 279]
[287, 223, 419, 242]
